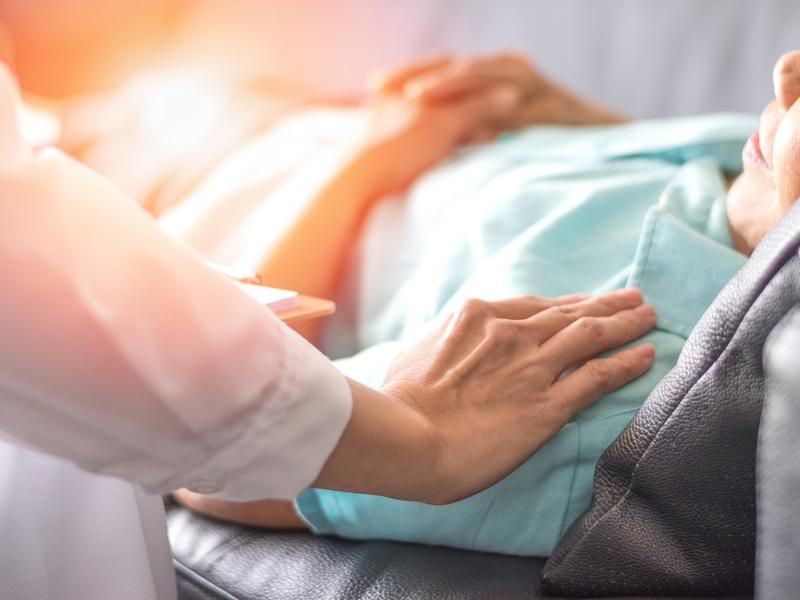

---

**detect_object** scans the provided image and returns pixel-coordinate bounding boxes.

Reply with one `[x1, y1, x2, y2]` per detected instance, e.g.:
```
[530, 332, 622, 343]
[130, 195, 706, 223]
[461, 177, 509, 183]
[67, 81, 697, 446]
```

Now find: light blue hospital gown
[299, 114, 757, 557]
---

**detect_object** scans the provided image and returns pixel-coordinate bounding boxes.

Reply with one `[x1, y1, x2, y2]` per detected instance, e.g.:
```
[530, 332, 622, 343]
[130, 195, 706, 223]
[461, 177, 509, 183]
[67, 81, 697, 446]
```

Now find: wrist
[313, 379, 444, 502]
[336, 144, 397, 200]
[538, 81, 627, 126]
[563, 94, 628, 126]
[379, 381, 448, 503]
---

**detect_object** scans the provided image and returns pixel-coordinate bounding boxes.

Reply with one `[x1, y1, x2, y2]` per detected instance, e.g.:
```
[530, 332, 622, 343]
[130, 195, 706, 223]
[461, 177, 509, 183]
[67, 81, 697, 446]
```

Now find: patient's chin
[726, 175, 781, 255]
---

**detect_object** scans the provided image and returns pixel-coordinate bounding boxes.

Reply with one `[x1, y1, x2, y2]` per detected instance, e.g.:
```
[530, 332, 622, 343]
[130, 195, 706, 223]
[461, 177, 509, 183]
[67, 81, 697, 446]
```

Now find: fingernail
[634, 304, 656, 319]
[637, 343, 656, 358]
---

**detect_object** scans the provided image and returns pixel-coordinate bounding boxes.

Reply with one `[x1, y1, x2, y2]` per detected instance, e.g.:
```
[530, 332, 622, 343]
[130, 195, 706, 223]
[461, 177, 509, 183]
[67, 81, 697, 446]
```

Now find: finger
[525, 288, 644, 343]
[370, 56, 453, 94]
[484, 292, 589, 320]
[538, 303, 657, 376]
[450, 84, 523, 133]
[548, 343, 656, 419]
[411, 58, 537, 103]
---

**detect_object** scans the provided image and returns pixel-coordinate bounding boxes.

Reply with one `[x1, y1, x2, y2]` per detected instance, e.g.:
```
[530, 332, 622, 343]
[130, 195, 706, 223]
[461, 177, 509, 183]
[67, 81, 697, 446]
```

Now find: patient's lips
[743, 129, 771, 174]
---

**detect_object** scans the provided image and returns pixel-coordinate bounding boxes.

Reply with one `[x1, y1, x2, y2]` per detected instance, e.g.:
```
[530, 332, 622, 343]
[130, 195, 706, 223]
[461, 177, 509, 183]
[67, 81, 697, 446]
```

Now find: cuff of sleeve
[174, 323, 352, 501]
[294, 488, 337, 535]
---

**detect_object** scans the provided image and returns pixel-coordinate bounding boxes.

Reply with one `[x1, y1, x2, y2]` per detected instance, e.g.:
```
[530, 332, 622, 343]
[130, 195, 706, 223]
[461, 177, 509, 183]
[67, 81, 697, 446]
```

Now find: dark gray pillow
[543, 201, 800, 597]
[755, 305, 800, 599]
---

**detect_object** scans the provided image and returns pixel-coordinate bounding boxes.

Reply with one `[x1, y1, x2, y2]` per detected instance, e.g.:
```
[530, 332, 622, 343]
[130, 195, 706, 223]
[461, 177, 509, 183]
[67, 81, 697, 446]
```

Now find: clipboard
[274, 295, 336, 324]
[208, 261, 336, 324]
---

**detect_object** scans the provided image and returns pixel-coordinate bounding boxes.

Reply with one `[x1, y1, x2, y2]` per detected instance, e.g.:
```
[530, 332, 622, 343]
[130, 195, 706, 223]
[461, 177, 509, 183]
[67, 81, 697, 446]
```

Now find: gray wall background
[203, 0, 800, 118]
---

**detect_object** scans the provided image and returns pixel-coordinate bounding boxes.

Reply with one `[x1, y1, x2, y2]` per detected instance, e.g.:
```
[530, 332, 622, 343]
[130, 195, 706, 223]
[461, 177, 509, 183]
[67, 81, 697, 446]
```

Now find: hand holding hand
[372, 53, 627, 144]
[353, 72, 521, 197]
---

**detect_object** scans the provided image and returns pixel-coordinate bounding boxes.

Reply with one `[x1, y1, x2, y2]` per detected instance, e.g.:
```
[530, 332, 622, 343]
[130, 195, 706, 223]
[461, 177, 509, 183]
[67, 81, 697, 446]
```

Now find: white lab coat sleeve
[0, 71, 352, 501]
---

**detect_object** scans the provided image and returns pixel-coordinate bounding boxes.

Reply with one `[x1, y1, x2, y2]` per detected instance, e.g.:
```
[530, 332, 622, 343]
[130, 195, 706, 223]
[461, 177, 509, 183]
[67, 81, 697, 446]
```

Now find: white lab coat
[0, 67, 352, 599]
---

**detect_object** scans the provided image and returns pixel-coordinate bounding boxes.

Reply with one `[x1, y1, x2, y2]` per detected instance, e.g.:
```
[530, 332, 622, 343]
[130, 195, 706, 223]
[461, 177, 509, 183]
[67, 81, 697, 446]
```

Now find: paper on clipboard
[236, 282, 298, 311]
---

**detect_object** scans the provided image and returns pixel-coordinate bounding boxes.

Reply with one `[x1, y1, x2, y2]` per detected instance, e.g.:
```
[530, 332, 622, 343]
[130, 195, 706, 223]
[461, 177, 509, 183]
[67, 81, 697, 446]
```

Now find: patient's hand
[348, 53, 626, 198]
[372, 54, 627, 143]
[353, 71, 522, 196]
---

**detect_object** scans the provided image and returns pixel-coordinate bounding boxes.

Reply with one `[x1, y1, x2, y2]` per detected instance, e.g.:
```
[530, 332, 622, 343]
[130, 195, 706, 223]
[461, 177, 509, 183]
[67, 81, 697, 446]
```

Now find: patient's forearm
[254, 148, 383, 340]
[173, 489, 307, 529]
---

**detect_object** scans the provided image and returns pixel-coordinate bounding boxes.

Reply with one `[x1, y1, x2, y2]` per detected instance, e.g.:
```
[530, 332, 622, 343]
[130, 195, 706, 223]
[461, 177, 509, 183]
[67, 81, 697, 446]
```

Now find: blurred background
[4, 0, 800, 354]
[3, 0, 800, 117]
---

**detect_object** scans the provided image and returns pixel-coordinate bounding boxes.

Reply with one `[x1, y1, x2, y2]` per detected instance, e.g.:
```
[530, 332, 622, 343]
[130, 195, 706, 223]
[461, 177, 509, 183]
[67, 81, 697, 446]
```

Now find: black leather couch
[169, 503, 754, 600]
[167, 203, 800, 600]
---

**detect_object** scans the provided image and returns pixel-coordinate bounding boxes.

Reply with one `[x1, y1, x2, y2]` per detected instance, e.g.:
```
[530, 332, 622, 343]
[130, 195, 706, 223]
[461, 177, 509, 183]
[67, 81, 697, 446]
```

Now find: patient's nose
[773, 50, 800, 111]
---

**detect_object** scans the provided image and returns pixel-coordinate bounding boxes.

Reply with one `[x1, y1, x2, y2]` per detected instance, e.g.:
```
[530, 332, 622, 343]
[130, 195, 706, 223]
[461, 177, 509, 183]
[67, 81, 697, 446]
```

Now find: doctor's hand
[371, 53, 627, 144]
[314, 289, 656, 505]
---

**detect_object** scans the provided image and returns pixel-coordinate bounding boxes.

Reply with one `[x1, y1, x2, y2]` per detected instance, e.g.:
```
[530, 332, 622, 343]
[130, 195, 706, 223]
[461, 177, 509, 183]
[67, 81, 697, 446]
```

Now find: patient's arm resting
[173, 488, 307, 530]
[372, 53, 627, 144]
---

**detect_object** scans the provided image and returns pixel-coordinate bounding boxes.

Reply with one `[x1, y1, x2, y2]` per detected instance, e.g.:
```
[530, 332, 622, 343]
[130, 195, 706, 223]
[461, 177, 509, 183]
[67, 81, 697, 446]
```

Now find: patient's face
[728, 50, 800, 254]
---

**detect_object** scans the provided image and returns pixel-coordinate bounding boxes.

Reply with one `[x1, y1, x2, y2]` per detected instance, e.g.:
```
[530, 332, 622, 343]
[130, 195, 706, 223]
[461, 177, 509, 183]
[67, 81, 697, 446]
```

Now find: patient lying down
[175, 51, 800, 556]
